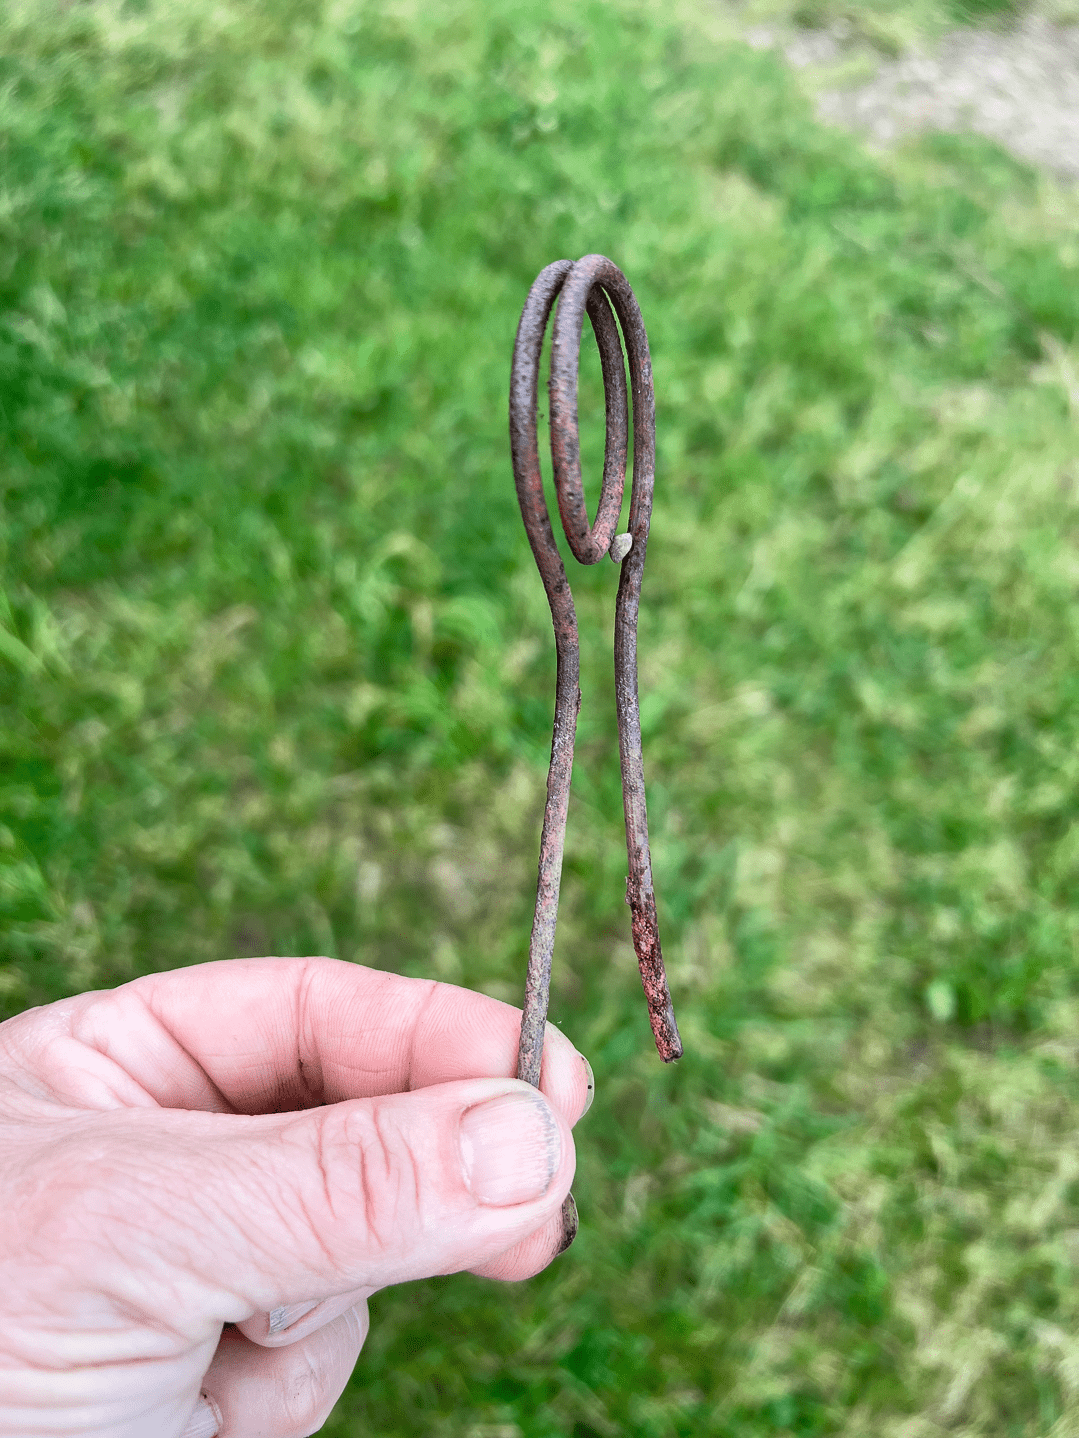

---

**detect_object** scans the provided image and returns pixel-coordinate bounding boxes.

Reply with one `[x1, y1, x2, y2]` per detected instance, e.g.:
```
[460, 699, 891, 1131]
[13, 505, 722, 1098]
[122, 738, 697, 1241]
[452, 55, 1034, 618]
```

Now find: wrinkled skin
[0, 958, 590, 1438]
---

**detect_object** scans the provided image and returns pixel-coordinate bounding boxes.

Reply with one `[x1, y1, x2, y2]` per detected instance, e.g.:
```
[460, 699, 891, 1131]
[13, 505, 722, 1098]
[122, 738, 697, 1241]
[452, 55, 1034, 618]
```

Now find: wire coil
[509, 254, 682, 1092]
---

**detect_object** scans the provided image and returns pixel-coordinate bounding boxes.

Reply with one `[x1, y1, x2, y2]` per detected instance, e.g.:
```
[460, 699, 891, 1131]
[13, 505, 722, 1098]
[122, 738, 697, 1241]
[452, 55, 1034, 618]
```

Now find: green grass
[4, 0, 1079, 1432]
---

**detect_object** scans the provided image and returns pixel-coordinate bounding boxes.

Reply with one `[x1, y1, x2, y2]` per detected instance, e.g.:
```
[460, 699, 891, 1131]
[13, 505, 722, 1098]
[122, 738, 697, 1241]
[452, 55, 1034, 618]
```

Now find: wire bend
[509, 254, 683, 1092]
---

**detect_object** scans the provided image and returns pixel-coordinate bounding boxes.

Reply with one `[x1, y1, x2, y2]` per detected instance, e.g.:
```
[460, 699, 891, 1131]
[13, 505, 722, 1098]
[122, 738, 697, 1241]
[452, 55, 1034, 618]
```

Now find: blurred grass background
[3, 0, 1079, 1432]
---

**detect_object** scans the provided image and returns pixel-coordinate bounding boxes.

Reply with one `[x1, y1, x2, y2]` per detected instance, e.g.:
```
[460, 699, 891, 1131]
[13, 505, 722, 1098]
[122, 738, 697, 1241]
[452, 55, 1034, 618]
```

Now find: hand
[0, 957, 592, 1438]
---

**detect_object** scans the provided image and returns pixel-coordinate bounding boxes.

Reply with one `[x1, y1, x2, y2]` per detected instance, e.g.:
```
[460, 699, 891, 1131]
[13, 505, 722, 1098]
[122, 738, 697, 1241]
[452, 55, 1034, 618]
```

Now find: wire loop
[509, 255, 682, 1094]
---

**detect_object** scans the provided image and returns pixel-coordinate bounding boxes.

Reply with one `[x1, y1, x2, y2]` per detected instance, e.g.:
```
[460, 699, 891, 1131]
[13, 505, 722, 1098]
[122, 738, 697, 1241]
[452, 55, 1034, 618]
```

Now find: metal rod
[509, 255, 683, 1108]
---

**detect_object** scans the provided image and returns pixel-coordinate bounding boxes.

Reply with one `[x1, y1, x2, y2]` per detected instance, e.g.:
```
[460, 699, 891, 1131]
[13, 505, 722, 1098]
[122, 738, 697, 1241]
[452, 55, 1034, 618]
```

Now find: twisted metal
[510, 255, 683, 1116]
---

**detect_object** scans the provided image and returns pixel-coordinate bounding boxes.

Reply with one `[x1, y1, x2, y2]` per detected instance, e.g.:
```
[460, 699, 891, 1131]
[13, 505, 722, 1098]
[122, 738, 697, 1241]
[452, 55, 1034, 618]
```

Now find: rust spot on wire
[510, 255, 683, 1097]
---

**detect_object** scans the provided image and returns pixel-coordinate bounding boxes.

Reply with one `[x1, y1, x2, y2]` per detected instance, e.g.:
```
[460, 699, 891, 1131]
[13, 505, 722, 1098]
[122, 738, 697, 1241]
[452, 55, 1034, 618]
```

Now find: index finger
[21, 957, 591, 1124]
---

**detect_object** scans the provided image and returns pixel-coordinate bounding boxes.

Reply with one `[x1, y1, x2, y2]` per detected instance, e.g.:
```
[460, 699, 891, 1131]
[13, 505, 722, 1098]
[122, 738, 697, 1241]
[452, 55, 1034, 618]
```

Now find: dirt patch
[748, 14, 1079, 181]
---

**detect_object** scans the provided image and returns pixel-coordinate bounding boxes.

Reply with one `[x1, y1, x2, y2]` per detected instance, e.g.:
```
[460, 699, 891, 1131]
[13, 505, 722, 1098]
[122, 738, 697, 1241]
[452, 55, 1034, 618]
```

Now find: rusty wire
[510, 255, 682, 1156]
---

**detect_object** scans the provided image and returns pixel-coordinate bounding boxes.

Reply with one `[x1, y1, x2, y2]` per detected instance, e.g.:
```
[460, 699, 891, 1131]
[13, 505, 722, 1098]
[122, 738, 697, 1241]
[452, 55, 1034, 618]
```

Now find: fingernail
[181, 1396, 219, 1438]
[460, 1090, 561, 1206]
[557, 1192, 579, 1254]
[268, 1300, 319, 1334]
[581, 1056, 595, 1116]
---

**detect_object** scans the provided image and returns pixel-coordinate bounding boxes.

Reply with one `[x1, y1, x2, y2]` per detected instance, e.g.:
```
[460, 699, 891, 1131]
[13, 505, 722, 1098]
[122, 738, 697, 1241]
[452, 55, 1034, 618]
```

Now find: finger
[235, 1287, 373, 1347]
[11, 957, 592, 1123]
[196, 1304, 368, 1438]
[469, 1198, 577, 1282]
[28, 1077, 576, 1322]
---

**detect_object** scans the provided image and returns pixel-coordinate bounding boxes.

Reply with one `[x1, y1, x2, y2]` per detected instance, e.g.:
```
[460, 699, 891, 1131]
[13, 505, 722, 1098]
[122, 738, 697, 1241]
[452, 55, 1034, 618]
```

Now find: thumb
[71, 1078, 575, 1321]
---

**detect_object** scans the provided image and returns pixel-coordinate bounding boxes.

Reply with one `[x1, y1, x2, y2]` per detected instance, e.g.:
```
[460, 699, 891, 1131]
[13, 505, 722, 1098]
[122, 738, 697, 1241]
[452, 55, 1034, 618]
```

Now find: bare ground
[746, 13, 1079, 181]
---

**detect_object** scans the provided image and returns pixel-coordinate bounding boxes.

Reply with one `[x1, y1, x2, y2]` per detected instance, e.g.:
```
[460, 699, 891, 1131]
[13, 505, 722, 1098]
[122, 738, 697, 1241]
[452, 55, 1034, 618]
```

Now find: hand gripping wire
[510, 255, 683, 1122]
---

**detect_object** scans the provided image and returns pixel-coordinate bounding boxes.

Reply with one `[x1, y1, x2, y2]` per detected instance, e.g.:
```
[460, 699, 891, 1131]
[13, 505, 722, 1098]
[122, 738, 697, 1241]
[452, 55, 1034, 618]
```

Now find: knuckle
[320, 1101, 421, 1260]
[277, 1342, 337, 1437]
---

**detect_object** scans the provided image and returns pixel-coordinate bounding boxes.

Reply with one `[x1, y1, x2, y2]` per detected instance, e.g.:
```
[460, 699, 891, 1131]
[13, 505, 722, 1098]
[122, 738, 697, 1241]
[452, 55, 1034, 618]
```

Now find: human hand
[0, 957, 592, 1438]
